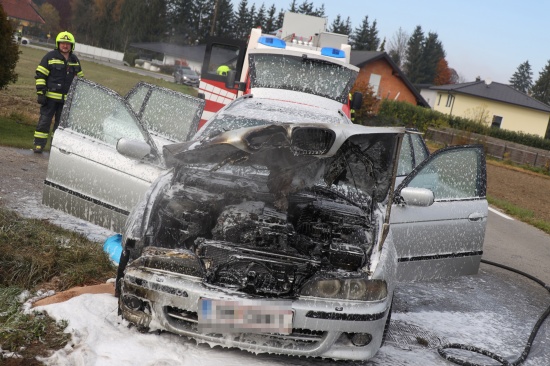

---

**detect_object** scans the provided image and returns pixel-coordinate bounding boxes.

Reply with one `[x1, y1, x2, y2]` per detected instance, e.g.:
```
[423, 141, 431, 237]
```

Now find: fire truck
[198, 12, 362, 128]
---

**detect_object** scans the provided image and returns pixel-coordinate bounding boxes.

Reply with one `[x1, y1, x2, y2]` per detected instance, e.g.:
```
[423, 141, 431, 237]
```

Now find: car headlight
[183, 76, 189, 80]
[300, 278, 387, 301]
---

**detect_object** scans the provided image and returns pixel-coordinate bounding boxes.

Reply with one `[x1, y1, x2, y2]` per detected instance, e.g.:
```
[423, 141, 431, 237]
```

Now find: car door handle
[59, 148, 70, 155]
[468, 212, 484, 222]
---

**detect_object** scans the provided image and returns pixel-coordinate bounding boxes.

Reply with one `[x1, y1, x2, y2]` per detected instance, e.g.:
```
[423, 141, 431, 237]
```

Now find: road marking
[489, 207, 514, 220]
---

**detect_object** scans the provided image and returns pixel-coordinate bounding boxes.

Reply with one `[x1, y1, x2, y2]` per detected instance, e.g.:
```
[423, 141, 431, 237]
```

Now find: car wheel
[381, 296, 393, 346]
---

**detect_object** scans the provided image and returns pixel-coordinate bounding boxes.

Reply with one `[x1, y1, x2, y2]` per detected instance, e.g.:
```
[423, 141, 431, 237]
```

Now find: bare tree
[387, 27, 408, 69]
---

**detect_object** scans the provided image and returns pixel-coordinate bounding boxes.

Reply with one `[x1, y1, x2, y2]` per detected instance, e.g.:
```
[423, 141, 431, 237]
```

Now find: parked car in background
[13, 32, 30, 45]
[42, 78, 488, 361]
[173, 67, 200, 87]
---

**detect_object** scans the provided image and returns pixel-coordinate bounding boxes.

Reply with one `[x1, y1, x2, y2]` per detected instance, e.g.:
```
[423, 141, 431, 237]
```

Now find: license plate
[198, 298, 293, 334]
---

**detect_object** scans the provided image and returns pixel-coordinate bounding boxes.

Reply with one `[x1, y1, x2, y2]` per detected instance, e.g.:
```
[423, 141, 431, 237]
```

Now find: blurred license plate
[198, 298, 293, 334]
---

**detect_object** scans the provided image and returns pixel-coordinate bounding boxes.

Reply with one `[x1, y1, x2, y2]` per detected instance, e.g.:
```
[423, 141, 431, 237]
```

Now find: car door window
[126, 84, 149, 116]
[397, 134, 414, 176]
[126, 83, 205, 144]
[405, 147, 483, 200]
[64, 80, 147, 146]
[411, 133, 429, 165]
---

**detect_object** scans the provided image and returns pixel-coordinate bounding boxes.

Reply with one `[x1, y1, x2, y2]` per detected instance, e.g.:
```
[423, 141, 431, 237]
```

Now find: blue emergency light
[321, 47, 345, 58]
[258, 36, 286, 49]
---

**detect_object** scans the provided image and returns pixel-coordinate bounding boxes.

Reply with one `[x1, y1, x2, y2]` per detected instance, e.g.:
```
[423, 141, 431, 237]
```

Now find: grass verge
[0, 287, 70, 365]
[0, 207, 116, 364]
[487, 195, 550, 234]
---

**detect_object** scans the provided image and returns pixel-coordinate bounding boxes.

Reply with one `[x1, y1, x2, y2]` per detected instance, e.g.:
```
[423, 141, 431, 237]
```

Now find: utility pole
[210, 0, 219, 36]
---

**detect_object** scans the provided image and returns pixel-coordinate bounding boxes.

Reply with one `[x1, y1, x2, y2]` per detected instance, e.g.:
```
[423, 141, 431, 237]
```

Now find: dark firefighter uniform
[33, 31, 83, 153]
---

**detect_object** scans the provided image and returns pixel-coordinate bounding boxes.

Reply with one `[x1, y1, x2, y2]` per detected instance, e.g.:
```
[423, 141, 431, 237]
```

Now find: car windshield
[249, 53, 356, 104]
[197, 98, 348, 139]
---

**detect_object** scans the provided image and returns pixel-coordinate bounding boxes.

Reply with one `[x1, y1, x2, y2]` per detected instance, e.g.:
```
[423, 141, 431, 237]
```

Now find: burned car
[43, 78, 487, 361]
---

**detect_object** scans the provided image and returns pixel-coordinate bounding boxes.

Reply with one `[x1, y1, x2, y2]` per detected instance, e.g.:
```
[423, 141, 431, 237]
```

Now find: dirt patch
[487, 163, 550, 221]
[0, 91, 39, 121]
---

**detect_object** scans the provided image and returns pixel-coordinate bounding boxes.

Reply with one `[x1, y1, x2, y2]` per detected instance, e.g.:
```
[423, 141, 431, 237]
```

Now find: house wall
[355, 59, 418, 105]
[433, 92, 550, 137]
[420, 89, 438, 108]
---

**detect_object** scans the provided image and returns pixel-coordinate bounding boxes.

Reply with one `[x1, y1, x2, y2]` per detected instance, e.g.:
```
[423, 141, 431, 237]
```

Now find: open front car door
[43, 79, 204, 233]
[390, 145, 488, 281]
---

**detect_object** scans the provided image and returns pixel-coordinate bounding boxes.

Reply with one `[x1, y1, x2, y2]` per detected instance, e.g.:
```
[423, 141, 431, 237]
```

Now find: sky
[238, 0, 549, 84]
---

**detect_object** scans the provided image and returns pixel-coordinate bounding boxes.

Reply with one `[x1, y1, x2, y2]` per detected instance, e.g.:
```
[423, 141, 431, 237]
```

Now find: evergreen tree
[509, 60, 533, 94]
[531, 60, 550, 105]
[379, 37, 385, 52]
[71, 0, 95, 45]
[297, 1, 313, 14]
[329, 14, 344, 33]
[211, 0, 234, 37]
[350, 15, 379, 51]
[329, 15, 351, 35]
[275, 9, 284, 29]
[312, 4, 325, 17]
[343, 16, 352, 35]
[368, 20, 380, 50]
[168, 0, 196, 44]
[288, 0, 297, 12]
[403, 25, 425, 84]
[234, 0, 251, 38]
[0, 5, 19, 89]
[254, 3, 266, 28]
[264, 4, 277, 33]
[421, 32, 445, 84]
[350, 15, 370, 50]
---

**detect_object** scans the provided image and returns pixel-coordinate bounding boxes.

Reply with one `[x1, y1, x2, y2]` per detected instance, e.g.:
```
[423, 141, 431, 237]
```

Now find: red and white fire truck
[198, 12, 362, 128]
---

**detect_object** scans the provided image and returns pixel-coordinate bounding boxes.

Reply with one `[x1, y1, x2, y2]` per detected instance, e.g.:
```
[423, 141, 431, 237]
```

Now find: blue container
[103, 234, 122, 265]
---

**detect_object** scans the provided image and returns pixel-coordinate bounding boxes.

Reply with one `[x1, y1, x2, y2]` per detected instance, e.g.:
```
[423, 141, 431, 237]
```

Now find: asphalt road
[483, 209, 550, 284]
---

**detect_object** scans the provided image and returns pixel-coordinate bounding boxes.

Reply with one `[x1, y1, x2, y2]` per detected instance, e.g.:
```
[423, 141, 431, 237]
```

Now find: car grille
[164, 306, 325, 344]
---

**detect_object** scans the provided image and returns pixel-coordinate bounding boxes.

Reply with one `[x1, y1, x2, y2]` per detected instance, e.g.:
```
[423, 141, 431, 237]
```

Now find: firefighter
[33, 31, 84, 153]
[217, 64, 230, 76]
[349, 93, 356, 122]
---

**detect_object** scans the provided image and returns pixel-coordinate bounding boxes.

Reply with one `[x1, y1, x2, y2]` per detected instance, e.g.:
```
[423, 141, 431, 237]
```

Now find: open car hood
[164, 123, 403, 205]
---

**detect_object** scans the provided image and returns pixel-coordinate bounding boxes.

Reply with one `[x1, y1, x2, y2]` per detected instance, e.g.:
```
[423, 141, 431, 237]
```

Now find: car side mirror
[350, 91, 363, 110]
[225, 70, 236, 89]
[116, 138, 151, 160]
[398, 187, 434, 207]
[225, 70, 246, 92]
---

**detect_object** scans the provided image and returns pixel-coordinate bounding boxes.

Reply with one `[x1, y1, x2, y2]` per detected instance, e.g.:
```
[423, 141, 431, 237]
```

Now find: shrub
[373, 99, 550, 151]
[0, 6, 20, 89]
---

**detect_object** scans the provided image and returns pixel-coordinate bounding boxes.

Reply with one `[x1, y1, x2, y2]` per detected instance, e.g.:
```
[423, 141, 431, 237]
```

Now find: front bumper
[120, 266, 391, 361]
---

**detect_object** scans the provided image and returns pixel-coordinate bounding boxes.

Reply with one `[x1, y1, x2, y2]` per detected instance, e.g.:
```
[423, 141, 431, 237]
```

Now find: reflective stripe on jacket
[35, 49, 83, 99]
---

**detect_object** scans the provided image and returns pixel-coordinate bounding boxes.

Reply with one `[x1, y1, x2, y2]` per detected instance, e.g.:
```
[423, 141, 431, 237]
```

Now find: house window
[445, 94, 454, 107]
[368, 73, 381, 95]
[491, 115, 503, 128]
[437, 94, 442, 106]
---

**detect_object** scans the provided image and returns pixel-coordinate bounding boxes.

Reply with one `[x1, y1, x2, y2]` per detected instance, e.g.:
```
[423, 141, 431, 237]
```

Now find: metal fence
[426, 128, 550, 169]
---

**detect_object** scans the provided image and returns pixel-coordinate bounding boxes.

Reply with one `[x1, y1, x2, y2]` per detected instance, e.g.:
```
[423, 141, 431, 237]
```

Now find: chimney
[475, 76, 481, 82]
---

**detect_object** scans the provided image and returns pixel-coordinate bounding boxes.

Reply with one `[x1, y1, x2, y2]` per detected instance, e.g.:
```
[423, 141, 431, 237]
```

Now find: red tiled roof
[1, 0, 45, 24]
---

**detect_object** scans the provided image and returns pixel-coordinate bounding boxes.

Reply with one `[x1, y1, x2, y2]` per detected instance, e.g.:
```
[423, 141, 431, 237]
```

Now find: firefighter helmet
[56, 31, 76, 51]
